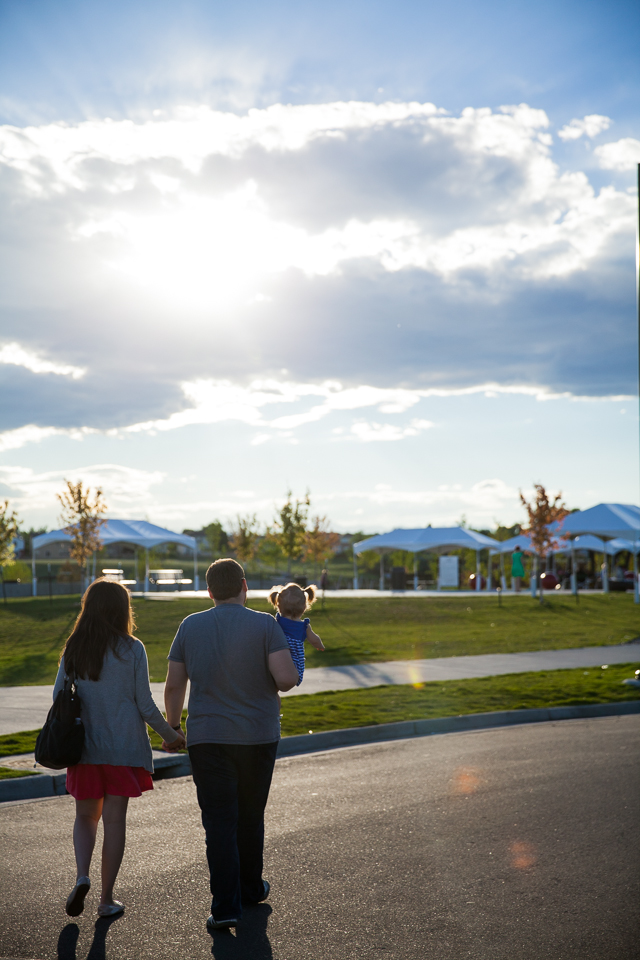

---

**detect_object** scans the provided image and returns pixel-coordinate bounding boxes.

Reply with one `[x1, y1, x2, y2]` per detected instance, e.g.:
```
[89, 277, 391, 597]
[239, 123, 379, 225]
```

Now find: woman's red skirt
[66, 763, 153, 800]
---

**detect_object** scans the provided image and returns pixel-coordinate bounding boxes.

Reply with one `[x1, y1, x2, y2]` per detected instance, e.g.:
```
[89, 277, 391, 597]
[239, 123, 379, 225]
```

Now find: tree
[0, 500, 20, 604]
[203, 520, 229, 558]
[520, 485, 569, 599]
[303, 516, 341, 580]
[57, 481, 107, 588]
[270, 491, 310, 574]
[519, 485, 569, 558]
[229, 514, 259, 564]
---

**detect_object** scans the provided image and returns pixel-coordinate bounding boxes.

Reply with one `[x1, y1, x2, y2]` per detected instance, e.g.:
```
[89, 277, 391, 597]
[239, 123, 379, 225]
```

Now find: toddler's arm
[306, 623, 325, 651]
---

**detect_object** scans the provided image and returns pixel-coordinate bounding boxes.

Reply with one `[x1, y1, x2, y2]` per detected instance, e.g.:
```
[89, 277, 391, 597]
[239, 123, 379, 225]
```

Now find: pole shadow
[209, 904, 273, 960]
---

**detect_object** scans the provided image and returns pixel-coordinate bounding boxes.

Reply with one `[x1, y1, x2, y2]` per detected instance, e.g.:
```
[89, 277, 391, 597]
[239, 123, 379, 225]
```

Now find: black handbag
[34, 673, 85, 769]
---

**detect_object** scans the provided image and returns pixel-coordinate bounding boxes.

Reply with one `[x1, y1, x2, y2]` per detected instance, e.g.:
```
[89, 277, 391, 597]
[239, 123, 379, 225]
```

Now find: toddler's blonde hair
[268, 582, 317, 619]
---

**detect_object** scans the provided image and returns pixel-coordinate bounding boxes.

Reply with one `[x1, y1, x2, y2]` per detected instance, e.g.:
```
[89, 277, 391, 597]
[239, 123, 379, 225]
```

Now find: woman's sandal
[97, 901, 125, 918]
[65, 877, 91, 917]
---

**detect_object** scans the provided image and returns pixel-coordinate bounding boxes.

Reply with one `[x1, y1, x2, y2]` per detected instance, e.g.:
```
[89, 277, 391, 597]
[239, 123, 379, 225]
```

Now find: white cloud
[0, 342, 85, 379]
[315, 478, 521, 529]
[0, 101, 633, 304]
[594, 138, 640, 171]
[1, 377, 632, 453]
[0, 425, 95, 453]
[350, 419, 433, 442]
[558, 115, 611, 141]
[0, 464, 165, 516]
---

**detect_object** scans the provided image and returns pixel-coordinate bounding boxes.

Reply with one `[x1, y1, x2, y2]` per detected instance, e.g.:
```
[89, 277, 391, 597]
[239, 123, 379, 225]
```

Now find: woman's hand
[162, 729, 186, 752]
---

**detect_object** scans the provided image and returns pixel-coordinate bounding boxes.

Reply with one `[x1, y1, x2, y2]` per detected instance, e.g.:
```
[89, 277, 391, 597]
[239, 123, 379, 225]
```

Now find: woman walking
[53, 578, 185, 918]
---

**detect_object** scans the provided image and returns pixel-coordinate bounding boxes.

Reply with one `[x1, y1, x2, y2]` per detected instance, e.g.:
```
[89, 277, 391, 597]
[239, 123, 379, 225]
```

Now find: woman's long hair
[60, 578, 135, 681]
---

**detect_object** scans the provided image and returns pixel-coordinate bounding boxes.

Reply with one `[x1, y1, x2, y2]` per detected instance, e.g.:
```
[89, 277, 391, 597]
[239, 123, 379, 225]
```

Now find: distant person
[268, 582, 325, 685]
[164, 559, 299, 931]
[54, 579, 185, 919]
[320, 568, 329, 592]
[511, 546, 525, 592]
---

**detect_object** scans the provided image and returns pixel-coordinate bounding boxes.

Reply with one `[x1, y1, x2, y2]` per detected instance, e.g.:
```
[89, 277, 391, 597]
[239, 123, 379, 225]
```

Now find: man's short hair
[206, 558, 246, 600]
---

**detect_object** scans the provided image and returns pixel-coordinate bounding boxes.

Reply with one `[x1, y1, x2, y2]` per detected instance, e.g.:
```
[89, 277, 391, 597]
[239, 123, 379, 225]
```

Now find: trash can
[391, 567, 406, 590]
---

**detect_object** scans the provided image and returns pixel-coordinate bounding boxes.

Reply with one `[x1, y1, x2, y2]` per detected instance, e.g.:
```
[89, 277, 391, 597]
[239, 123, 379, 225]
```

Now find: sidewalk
[1, 644, 638, 736]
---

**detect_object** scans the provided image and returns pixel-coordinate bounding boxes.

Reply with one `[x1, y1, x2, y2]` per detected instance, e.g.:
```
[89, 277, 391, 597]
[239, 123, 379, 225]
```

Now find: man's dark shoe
[243, 880, 270, 904]
[207, 915, 238, 931]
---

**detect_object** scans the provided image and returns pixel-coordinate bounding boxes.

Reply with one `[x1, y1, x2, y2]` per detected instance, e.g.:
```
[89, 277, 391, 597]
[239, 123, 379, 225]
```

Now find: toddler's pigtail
[268, 587, 281, 608]
[304, 585, 317, 608]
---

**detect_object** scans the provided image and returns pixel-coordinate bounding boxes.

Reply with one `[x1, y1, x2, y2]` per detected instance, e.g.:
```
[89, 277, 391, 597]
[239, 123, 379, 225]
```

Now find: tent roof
[493, 534, 534, 553]
[353, 526, 497, 555]
[33, 519, 196, 552]
[561, 503, 640, 541]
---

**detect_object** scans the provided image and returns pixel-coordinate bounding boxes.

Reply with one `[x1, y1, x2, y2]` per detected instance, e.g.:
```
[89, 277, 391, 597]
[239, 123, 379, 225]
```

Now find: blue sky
[0, 0, 638, 533]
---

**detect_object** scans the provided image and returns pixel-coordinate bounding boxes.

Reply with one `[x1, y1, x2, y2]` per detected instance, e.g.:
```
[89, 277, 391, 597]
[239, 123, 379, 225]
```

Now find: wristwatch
[172, 724, 182, 732]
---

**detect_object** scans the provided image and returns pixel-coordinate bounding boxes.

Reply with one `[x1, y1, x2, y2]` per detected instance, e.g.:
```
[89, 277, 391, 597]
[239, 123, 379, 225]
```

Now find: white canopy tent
[32, 519, 198, 595]
[352, 527, 498, 591]
[492, 529, 639, 595]
[560, 503, 640, 600]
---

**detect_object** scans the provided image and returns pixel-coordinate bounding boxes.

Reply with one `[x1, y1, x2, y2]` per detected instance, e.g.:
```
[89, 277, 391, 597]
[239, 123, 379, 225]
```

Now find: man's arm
[268, 649, 299, 692]
[164, 660, 188, 728]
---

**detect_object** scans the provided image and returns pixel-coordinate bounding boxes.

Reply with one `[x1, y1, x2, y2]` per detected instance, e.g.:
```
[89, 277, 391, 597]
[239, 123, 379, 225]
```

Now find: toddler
[268, 582, 325, 685]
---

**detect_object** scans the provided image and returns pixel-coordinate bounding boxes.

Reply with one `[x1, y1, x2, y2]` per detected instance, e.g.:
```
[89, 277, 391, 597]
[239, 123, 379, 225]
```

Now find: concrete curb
[276, 699, 640, 757]
[2, 700, 639, 803]
[0, 751, 187, 804]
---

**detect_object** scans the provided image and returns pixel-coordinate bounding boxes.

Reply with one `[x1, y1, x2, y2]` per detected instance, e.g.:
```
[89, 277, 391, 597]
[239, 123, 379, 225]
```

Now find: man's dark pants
[189, 741, 279, 921]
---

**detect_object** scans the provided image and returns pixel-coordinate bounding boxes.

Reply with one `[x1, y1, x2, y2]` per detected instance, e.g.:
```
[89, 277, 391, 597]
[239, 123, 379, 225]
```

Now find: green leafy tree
[203, 520, 229, 558]
[271, 491, 310, 574]
[230, 514, 260, 564]
[303, 515, 340, 580]
[57, 481, 107, 588]
[0, 500, 20, 604]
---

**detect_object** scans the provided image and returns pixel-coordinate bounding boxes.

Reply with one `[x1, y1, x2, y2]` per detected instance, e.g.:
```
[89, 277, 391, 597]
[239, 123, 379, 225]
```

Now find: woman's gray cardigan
[53, 638, 177, 773]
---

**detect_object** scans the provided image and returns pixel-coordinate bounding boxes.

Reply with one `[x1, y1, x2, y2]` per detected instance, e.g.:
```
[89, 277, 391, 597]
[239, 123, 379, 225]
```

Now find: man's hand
[162, 729, 186, 752]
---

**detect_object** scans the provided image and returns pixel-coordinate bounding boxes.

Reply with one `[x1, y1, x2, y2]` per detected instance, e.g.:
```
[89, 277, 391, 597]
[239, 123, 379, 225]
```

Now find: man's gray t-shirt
[168, 604, 290, 746]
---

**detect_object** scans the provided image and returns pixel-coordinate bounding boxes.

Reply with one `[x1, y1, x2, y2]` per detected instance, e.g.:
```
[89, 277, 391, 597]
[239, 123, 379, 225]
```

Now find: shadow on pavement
[209, 904, 273, 960]
[57, 915, 123, 960]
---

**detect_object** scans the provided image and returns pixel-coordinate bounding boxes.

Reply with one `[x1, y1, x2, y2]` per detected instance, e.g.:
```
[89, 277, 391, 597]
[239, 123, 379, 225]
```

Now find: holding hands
[162, 726, 186, 752]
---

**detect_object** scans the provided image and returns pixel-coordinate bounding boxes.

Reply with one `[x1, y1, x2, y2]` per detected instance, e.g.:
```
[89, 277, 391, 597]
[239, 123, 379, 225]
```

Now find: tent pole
[570, 542, 577, 595]
[413, 555, 418, 591]
[475, 550, 481, 591]
[486, 551, 491, 592]
[194, 544, 199, 592]
[602, 549, 609, 593]
[144, 548, 149, 594]
[32, 540, 37, 597]
[379, 553, 384, 592]
[500, 551, 507, 591]
[353, 550, 359, 590]
[531, 555, 537, 598]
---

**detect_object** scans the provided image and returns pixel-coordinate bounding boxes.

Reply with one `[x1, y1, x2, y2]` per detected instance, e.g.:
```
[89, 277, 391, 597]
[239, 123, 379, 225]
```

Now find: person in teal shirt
[511, 546, 525, 592]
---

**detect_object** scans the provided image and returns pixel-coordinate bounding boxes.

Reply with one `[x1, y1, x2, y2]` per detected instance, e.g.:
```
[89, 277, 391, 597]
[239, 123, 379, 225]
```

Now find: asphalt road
[0, 716, 638, 960]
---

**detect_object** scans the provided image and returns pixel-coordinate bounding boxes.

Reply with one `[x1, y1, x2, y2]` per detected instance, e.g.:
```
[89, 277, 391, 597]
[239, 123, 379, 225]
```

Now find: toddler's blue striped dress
[276, 614, 309, 685]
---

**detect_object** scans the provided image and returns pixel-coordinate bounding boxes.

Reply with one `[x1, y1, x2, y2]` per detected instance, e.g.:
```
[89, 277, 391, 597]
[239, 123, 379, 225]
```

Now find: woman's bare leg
[100, 794, 129, 905]
[73, 798, 103, 879]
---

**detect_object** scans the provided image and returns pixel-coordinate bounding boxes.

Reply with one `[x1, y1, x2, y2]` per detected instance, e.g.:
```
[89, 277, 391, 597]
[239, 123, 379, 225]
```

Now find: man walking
[164, 559, 299, 930]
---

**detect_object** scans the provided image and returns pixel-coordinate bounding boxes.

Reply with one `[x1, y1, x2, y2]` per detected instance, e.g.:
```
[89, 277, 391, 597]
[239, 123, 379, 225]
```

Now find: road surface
[0, 715, 638, 959]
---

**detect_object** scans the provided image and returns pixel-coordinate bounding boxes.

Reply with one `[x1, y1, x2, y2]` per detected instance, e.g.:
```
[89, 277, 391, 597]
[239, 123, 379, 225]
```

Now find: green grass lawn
[0, 767, 36, 780]
[1, 663, 637, 758]
[0, 593, 638, 686]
